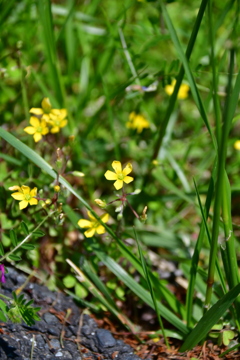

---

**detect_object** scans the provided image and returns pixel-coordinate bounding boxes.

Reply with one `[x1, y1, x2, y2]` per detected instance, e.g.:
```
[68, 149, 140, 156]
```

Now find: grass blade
[134, 228, 169, 347]
[91, 241, 189, 335]
[180, 282, 240, 351]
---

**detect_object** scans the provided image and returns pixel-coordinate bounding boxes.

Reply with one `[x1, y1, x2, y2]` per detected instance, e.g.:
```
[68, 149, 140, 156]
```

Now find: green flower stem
[222, 172, 240, 328]
[0, 211, 57, 263]
[208, 0, 221, 145]
[0, 293, 12, 301]
[204, 50, 235, 311]
[152, 0, 209, 161]
[102, 80, 120, 160]
[118, 27, 141, 87]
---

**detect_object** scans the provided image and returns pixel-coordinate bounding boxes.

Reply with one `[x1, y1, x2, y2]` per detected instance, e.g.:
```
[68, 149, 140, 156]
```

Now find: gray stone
[50, 339, 61, 349]
[96, 329, 116, 348]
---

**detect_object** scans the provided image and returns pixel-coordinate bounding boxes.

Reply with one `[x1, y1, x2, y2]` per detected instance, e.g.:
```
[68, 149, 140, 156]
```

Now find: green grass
[0, 0, 240, 351]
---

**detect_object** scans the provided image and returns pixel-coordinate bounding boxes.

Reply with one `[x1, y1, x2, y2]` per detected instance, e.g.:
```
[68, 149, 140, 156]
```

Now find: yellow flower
[30, 98, 54, 120]
[78, 211, 109, 238]
[24, 116, 49, 142]
[126, 112, 150, 133]
[48, 109, 68, 133]
[30, 98, 68, 132]
[234, 140, 240, 150]
[9, 185, 38, 210]
[165, 80, 189, 99]
[104, 160, 134, 190]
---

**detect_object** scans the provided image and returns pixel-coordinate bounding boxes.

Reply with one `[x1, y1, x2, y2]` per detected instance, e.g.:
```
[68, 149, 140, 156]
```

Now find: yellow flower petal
[178, 84, 189, 99]
[42, 114, 50, 121]
[87, 211, 97, 221]
[59, 119, 68, 128]
[29, 108, 43, 115]
[21, 185, 30, 194]
[9, 186, 21, 191]
[84, 228, 95, 238]
[123, 176, 134, 184]
[11, 192, 25, 200]
[33, 133, 42, 142]
[29, 198, 38, 205]
[30, 187, 37, 197]
[114, 179, 123, 190]
[165, 85, 174, 96]
[104, 170, 117, 180]
[100, 213, 109, 223]
[24, 126, 36, 135]
[122, 163, 132, 176]
[59, 109, 67, 118]
[30, 116, 40, 127]
[78, 219, 92, 228]
[112, 160, 122, 174]
[50, 126, 60, 134]
[19, 200, 28, 210]
[42, 127, 49, 135]
[129, 112, 136, 121]
[96, 225, 105, 234]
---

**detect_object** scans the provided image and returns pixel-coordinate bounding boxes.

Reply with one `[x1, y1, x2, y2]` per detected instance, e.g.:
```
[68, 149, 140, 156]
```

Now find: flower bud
[41, 97, 52, 113]
[72, 171, 85, 177]
[131, 189, 141, 195]
[94, 199, 107, 209]
[54, 185, 61, 193]
[140, 206, 148, 223]
[45, 199, 52, 205]
[117, 213, 123, 221]
[69, 135, 75, 142]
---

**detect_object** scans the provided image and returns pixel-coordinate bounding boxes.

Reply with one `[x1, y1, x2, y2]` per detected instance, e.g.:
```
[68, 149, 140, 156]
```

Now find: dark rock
[0, 267, 142, 360]
[96, 328, 116, 348]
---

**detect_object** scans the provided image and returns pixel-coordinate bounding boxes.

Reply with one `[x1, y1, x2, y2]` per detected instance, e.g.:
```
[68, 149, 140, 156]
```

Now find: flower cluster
[126, 112, 150, 134]
[78, 160, 135, 237]
[165, 79, 190, 99]
[24, 98, 68, 142]
[9, 185, 38, 210]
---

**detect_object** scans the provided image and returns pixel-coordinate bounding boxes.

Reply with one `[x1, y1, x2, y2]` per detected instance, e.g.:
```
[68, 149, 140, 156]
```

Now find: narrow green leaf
[21, 244, 35, 250]
[0, 242, 4, 256]
[32, 230, 45, 238]
[180, 282, 240, 352]
[92, 245, 189, 335]
[82, 259, 118, 311]
[9, 229, 18, 247]
[134, 229, 169, 347]
[0, 299, 7, 313]
[0, 310, 7, 322]
[8, 254, 22, 261]
[21, 222, 29, 236]
[158, 0, 216, 149]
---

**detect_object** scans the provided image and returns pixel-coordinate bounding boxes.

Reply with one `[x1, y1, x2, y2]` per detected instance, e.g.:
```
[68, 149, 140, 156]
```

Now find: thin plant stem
[221, 172, 240, 328]
[118, 27, 141, 87]
[208, 0, 221, 145]
[102, 80, 120, 160]
[134, 228, 169, 348]
[0, 293, 12, 301]
[204, 49, 235, 311]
